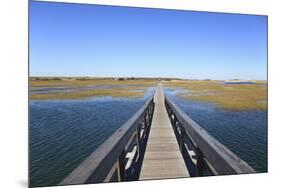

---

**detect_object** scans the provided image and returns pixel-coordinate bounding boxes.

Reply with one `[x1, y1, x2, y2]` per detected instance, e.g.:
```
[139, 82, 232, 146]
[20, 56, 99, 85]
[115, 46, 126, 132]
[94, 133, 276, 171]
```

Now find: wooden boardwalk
[60, 83, 255, 185]
[139, 84, 190, 180]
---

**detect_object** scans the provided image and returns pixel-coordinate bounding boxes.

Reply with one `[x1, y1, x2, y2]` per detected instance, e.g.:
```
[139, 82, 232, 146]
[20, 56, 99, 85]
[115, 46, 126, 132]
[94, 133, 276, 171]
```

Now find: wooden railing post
[172, 114, 176, 126]
[143, 103, 152, 138]
[136, 123, 141, 155]
[179, 125, 185, 152]
[145, 111, 149, 128]
[168, 108, 172, 119]
[172, 115, 178, 133]
[149, 103, 153, 119]
[196, 147, 204, 176]
[117, 149, 126, 181]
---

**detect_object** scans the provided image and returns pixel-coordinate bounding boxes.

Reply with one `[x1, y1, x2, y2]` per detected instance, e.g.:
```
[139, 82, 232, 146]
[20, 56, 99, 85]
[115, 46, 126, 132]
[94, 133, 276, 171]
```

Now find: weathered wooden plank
[139, 84, 190, 180]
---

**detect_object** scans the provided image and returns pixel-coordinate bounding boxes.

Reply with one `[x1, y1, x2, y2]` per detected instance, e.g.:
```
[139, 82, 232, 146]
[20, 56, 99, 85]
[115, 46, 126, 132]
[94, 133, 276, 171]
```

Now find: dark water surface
[30, 89, 154, 187]
[165, 88, 268, 173]
[30, 86, 267, 187]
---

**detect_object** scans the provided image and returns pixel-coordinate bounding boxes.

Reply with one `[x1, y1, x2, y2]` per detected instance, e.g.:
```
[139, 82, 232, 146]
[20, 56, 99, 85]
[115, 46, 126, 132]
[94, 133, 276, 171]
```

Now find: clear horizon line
[29, 75, 267, 81]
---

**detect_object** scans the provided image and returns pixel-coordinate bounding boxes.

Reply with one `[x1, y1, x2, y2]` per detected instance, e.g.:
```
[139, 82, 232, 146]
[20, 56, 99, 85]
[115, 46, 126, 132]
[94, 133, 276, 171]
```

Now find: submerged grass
[164, 80, 267, 111]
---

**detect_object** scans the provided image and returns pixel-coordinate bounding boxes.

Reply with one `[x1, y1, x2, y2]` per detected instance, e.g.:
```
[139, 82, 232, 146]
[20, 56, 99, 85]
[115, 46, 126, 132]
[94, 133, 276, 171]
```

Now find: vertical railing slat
[196, 147, 204, 176]
[117, 149, 126, 181]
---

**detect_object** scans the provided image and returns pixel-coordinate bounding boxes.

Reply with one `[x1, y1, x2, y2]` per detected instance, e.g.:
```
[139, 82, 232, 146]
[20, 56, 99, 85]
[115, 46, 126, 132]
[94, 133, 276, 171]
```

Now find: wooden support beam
[179, 125, 185, 153]
[136, 123, 141, 155]
[117, 149, 126, 181]
[196, 147, 204, 176]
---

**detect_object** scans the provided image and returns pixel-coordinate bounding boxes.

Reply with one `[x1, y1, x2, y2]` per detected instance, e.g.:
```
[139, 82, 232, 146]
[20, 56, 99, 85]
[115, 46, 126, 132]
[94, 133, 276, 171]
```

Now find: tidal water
[30, 90, 154, 187]
[165, 88, 268, 173]
[30, 87, 267, 187]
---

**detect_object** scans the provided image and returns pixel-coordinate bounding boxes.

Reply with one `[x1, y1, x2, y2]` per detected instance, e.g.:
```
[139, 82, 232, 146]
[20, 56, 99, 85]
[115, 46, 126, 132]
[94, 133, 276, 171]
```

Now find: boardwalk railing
[60, 97, 154, 185]
[165, 97, 255, 176]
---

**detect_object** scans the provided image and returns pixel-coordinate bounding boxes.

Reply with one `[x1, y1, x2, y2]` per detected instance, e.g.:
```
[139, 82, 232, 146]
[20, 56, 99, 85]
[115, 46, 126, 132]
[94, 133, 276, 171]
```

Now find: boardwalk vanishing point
[140, 84, 189, 179]
[60, 83, 255, 186]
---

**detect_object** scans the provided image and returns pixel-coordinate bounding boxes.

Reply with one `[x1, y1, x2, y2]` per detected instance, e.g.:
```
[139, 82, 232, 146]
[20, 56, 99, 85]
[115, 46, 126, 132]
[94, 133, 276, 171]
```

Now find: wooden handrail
[59, 91, 255, 186]
[165, 97, 255, 176]
[60, 97, 154, 185]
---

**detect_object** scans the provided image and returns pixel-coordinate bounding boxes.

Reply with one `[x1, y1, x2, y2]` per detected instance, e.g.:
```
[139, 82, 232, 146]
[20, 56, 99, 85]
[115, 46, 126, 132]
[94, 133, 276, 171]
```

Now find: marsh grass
[30, 79, 156, 100]
[30, 78, 268, 110]
[30, 89, 145, 100]
[164, 80, 267, 110]
[30, 79, 157, 87]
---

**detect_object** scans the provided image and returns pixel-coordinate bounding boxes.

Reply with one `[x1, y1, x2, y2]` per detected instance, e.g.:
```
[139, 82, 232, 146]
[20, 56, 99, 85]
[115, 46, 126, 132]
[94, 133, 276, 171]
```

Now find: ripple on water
[165, 89, 267, 173]
[29, 94, 152, 187]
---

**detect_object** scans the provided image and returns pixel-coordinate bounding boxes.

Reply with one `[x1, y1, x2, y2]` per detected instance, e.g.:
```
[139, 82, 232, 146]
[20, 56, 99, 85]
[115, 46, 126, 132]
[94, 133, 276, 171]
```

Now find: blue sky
[30, 1, 267, 80]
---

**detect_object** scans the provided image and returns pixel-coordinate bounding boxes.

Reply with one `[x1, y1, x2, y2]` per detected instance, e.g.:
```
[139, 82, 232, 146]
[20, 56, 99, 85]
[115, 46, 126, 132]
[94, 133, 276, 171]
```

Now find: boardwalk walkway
[139, 84, 190, 180]
[59, 83, 255, 186]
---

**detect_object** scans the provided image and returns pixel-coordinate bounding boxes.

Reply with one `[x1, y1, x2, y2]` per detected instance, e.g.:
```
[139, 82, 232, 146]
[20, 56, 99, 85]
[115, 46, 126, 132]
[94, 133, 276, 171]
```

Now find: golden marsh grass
[30, 78, 157, 100]
[164, 80, 267, 110]
[30, 78, 267, 111]
[30, 89, 145, 100]
[30, 79, 157, 87]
